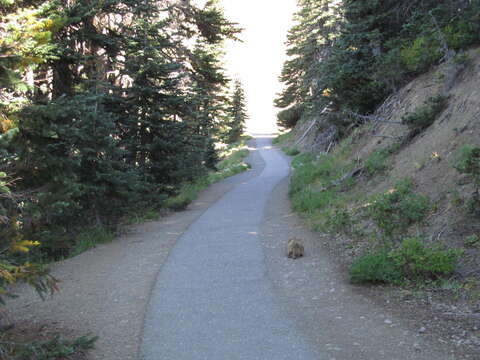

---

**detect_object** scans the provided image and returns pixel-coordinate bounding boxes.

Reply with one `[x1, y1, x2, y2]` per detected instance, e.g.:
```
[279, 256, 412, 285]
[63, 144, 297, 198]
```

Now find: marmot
[287, 237, 304, 259]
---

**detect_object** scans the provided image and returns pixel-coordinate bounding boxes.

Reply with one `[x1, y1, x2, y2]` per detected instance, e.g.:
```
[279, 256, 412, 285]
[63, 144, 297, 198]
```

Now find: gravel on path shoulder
[6, 139, 264, 360]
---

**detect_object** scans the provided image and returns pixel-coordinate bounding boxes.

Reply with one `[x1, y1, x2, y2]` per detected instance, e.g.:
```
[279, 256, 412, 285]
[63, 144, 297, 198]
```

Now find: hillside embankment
[279, 48, 480, 357]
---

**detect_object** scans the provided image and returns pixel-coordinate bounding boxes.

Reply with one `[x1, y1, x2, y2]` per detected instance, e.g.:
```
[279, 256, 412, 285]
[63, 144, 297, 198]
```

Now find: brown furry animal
[287, 237, 304, 259]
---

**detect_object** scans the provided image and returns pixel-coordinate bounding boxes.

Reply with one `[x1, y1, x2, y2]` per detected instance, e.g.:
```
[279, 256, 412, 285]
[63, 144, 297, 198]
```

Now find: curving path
[141, 136, 321, 359]
[9, 136, 459, 359]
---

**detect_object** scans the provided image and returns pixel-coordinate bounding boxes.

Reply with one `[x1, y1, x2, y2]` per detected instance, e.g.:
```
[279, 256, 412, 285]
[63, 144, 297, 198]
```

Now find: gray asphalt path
[141, 136, 321, 360]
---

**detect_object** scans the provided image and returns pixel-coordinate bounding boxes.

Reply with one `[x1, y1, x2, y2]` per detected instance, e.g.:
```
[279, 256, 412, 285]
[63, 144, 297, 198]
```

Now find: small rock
[384, 319, 393, 325]
[419, 327, 427, 333]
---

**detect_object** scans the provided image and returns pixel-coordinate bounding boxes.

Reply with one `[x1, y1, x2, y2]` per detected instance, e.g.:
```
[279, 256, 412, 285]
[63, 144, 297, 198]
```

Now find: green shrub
[350, 251, 402, 284]
[444, 21, 480, 50]
[283, 147, 300, 156]
[454, 145, 480, 185]
[364, 149, 391, 176]
[277, 104, 304, 129]
[390, 237, 460, 280]
[465, 234, 480, 248]
[324, 207, 355, 234]
[453, 145, 480, 213]
[12, 334, 97, 360]
[401, 35, 442, 73]
[350, 237, 460, 285]
[402, 95, 448, 132]
[368, 178, 430, 238]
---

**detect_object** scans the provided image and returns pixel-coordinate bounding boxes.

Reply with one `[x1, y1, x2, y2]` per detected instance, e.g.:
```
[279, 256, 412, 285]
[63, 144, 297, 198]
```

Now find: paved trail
[10, 136, 457, 359]
[141, 136, 320, 359]
[141, 136, 456, 360]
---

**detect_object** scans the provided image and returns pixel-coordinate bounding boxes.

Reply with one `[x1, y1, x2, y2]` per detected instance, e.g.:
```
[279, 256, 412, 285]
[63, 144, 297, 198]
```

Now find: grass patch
[272, 131, 293, 145]
[164, 137, 251, 211]
[289, 141, 359, 233]
[126, 208, 161, 225]
[69, 226, 114, 258]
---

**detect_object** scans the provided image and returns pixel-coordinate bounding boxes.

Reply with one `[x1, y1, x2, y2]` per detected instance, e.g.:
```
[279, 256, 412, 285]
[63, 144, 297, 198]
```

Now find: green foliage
[443, 20, 480, 51]
[289, 153, 324, 196]
[454, 145, 480, 186]
[390, 237, 460, 280]
[283, 147, 300, 156]
[276, 0, 480, 125]
[127, 209, 160, 225]
[464, 234, 480, 248]
[225, 80, 248, 144]
[401, 35, 443, 73]
[324, 207, 356, 235]
[7, 334, 97, 360]
[292, 187, 336, 215]
[164, 180, 209, 211]
[277, 105, 304, 129]
[289, 146, 358, 235]
[402, 95, 448, 132]
[272, 131, 292, 145]
[350, 251, 402, 285]
[0, 0, 242, 262]
[364, 143, 402, 177]
[350, 237, 460, 284]
[70, 227, 114, 258]
[453, 145, 480, 213]
[367, 179, 430, 238]
[0, 172, 58, 306]
[165, 140, 250, 210]
[364, 149, 391, 176]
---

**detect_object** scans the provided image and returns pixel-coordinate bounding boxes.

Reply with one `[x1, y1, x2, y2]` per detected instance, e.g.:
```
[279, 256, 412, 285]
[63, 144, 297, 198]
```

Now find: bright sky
[221, 0, 298, 133]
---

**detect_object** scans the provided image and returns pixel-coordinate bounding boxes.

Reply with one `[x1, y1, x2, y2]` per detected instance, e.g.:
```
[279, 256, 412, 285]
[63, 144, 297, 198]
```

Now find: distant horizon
[222, 0, 297, 134]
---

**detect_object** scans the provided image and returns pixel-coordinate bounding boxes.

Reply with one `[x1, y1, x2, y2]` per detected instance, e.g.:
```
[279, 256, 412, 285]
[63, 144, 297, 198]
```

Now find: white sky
[221, 0, 298, 133]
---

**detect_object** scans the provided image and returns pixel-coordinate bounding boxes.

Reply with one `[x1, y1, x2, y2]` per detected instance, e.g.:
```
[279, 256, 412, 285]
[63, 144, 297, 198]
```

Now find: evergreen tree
[0, 0, 241, 257]
[275, 0, 341, 128]
[226, 79, 247, 143]
[277, 0, 480, 129]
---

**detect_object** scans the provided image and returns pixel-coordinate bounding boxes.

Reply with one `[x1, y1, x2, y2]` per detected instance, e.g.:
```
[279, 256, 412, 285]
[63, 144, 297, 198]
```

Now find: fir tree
[0, 0, 241, 257]
[226, 79, 247, 143]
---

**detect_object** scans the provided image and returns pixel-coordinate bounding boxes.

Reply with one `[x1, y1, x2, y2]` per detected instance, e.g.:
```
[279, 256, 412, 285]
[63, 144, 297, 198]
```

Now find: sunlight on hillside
[222, 0, 297, 134]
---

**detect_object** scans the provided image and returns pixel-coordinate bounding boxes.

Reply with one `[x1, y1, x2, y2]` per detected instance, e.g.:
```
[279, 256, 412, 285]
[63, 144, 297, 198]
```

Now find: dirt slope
[286, 48, 480, 357]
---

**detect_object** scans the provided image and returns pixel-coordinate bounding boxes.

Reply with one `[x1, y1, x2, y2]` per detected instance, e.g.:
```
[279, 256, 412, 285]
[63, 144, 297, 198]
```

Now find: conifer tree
[226, 79, 247, 143]
[277, 0, 480, 127]
[275, 0, 341, 128]
[0, 0, 241, 257]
